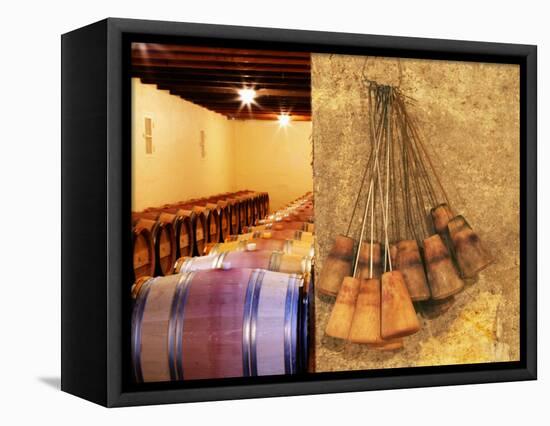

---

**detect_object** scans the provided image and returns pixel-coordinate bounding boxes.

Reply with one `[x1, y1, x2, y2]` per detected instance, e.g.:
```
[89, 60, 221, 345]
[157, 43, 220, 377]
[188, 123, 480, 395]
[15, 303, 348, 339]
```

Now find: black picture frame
[61, 17, 537, 407]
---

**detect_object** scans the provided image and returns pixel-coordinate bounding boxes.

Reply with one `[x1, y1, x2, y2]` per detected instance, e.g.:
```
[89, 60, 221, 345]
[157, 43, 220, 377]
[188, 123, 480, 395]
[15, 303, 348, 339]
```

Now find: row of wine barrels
[166, 191, 267, 242]
[137, 211, 194, 259]
[226, 229, 314, 244]
[131, 194, 267, 281]
[192, 190, 268, 232]
[260, 195, 314, 225]
[157, 207, 207, 256]
[208, 238, 314, 258]
[244, 221, 315, 233]
[174, 250, 312, 276]
[132, 218, 177, 278]
[131, 268, 304, 382]
[130, 192, 313, 379]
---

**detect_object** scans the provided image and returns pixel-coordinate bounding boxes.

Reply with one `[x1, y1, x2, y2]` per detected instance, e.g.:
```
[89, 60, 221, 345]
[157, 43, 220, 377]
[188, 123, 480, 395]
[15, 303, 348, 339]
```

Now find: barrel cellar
[131, 42, 314, 382]
[132, 194, 315, 382]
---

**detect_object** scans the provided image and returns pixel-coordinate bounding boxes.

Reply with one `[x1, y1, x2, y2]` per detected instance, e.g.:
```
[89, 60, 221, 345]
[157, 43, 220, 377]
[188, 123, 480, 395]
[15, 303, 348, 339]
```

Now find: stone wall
[311, 53, 520, 371]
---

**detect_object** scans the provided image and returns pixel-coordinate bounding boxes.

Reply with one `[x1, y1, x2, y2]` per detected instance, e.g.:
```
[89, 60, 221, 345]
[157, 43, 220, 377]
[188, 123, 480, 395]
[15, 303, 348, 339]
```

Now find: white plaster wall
[132, 78, 312, 212]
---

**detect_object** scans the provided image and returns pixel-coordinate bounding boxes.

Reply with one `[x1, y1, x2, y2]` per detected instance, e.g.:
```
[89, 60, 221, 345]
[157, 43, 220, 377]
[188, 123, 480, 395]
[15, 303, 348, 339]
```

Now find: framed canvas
[61, 18, 537, 407]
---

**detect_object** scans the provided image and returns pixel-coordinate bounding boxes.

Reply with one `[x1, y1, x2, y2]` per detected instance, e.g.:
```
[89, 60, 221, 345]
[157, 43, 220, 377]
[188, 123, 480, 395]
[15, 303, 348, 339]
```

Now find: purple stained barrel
[131, 268, 301, 382]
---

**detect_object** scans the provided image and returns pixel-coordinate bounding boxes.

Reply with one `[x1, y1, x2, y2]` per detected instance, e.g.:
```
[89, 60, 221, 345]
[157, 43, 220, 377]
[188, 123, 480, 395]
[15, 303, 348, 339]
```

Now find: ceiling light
[238, 88, 256, 105]
[278, 114, 291, 127]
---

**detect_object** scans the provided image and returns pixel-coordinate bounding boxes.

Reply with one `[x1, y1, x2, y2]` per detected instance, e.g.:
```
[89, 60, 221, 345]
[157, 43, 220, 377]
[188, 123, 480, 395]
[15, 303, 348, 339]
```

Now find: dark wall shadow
[38, 377, 61, 390]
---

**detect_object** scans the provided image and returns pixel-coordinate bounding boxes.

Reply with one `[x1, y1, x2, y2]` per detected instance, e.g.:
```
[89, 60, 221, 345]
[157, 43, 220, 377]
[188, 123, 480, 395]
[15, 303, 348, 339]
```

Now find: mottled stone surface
[312, 54, 519, 372]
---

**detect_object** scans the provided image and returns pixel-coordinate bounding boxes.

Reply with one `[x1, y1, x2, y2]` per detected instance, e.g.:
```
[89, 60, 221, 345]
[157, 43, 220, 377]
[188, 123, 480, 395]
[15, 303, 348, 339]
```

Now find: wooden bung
[325, 276, 360, 340]
[395, 240, 431, 301]
[381, 270, 421, 339]
[423, 234, 464, 299]
[447, 215, 492, 278]
[318, 235, 355, 296]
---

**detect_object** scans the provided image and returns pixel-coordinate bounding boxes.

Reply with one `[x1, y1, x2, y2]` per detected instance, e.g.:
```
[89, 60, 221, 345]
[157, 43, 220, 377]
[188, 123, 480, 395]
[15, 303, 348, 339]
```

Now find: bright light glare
[238, 88, 256, 105]
[278, 114, 291, 127]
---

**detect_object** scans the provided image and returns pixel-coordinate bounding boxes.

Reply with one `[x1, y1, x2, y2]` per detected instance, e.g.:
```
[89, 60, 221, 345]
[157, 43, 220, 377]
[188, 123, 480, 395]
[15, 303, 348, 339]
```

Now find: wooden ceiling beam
[176, 97, 310, 109]
[207, 110, 312, 115]
[132, 68, 310, 80]
[182, 106, 310, 115]
[132, 51, 310, 66]
[132, 43, 312, 119]
[131, 60, 310, 73]
[132, 43, 311, 58]
[160, 85, 310, 98]
[189, 102, 311, 110]
[225, 113, 311, 121]
[144, 79, 309, 89]
[168, 91, 310, 102]
[172, 99, 311, 109]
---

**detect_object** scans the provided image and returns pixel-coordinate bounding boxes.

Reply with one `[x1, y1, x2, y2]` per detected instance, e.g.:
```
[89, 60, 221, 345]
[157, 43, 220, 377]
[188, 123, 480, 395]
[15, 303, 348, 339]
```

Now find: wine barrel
[174, 250, 312, 276]
[218, 205, 230, 241]
[193, 206, 220, 244]
[207, 208, 221, 243]
[137, 211, 194, 259]
[208, 238, 314, 258]
[206, 202, 231, 242]
[174, 214, 193, 258]
[246, 221, 315, 233]
[227, 229, 314, 244]
[134, 218, 176, 276]
[223, 198, 241, 235]
[262, 192, 269, 216]
[250, 195, 261, 224]
[237, 196, 249, 228]
[131, 268, 302, 382]
[156, 207, 200, 257]
[173, 208, 206, 256]
[132, 227, 155, 280]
